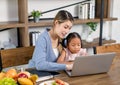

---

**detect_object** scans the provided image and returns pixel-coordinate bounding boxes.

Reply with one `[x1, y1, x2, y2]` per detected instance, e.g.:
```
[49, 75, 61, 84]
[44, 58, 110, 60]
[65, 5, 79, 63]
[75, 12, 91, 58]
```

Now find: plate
[39, 80, 69, 85]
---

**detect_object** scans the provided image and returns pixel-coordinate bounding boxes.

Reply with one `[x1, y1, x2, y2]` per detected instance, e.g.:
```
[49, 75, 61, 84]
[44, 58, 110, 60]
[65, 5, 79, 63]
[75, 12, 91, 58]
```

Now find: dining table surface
[36, 55, 120, 85]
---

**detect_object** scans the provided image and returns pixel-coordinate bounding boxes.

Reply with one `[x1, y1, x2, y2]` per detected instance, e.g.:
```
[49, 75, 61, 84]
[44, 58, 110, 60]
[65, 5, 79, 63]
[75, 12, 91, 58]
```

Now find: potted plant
[86, 22, 98, 42]
[86, 22, 97, 35]
[31, 10, 42, 22]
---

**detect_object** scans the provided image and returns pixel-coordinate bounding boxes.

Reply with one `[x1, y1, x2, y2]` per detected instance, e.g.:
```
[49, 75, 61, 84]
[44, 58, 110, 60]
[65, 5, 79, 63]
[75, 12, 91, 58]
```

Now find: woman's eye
[64, 26, 68, 29]
[69, 27, 72, 30]
[64, 27, 67, 29]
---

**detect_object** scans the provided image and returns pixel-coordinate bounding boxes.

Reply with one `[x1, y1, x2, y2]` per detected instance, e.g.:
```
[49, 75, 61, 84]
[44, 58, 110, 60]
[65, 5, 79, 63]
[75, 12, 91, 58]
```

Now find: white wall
[0, 28, 18, 49]
[110, 0, 120, 43]
[0, 0, 120, 49]
[0, 0, 18, 21]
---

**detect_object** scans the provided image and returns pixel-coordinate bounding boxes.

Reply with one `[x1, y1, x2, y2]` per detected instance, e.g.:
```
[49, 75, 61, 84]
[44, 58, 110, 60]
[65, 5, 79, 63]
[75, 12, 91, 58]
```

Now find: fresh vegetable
[52, 81, 59, 85]
[54, 79, 65, 85]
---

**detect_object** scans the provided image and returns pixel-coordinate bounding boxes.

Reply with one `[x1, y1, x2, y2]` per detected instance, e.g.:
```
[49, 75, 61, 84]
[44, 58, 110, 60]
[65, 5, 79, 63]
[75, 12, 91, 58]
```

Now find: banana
[29, 74, 38, 83]
[18, 78, 33, 85]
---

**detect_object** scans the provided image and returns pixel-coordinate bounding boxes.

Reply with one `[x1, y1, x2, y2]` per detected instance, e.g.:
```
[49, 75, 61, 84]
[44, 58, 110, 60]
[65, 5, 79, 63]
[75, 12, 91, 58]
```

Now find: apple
[17, 71, 30, 78]
[17, 73, 28, 78]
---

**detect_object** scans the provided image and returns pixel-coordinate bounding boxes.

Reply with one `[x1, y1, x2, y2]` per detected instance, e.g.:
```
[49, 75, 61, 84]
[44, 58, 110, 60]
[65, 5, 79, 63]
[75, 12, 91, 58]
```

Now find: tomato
[55, 79, 65, 85]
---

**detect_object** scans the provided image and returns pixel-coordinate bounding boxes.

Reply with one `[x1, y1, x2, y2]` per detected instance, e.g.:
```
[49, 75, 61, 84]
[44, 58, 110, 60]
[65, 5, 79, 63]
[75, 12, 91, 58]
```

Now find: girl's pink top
[64, 48, 87, 61]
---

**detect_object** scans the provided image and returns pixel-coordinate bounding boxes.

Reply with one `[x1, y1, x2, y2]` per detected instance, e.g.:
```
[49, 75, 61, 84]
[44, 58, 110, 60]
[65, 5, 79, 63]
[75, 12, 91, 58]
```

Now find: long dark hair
[53, 10, 74, 24]
[62, 32, 82, 48]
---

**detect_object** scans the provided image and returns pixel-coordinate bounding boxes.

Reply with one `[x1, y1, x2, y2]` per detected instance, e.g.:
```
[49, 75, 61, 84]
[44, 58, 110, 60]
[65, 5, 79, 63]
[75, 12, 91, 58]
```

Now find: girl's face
[67, 37, 81, 54]
[54, 20, 73, 39]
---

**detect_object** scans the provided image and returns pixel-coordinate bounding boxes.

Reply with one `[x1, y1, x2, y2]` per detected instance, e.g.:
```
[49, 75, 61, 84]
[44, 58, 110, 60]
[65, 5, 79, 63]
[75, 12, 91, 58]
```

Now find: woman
[28, 10, 74, 71]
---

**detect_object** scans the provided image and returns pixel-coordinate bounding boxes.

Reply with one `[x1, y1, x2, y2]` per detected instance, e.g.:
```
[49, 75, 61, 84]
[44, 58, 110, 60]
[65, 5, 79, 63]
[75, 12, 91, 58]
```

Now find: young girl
[57, 32, 87, 63]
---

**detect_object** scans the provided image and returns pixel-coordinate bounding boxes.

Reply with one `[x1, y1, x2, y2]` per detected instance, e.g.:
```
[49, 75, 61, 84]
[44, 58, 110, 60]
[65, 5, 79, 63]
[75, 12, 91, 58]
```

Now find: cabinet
[0, 0, 117, 48]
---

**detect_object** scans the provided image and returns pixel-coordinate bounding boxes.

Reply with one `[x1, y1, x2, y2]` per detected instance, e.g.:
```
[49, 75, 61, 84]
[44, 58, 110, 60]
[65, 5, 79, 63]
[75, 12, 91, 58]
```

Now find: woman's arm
[29, 30, 66, 71]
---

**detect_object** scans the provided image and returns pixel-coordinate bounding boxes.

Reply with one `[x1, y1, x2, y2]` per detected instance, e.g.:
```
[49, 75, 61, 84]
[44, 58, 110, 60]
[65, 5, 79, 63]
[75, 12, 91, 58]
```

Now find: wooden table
[36, 56, 120, 85]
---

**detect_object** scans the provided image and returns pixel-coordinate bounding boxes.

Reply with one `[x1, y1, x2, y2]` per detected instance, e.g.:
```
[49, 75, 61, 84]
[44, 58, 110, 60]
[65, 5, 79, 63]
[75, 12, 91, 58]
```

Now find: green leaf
[31, 10, 42, 18]
[86, 22, 97, 31]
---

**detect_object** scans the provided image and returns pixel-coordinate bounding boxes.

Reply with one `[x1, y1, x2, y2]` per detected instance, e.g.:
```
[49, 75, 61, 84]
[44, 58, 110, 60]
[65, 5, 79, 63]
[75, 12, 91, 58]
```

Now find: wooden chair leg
[93, 46, 96, 54]
[0, 55, 3, 71]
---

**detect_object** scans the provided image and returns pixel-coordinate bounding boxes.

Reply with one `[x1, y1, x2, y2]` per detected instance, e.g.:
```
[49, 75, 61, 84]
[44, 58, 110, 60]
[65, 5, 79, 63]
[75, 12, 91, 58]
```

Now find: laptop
[65, 52, 116, 77]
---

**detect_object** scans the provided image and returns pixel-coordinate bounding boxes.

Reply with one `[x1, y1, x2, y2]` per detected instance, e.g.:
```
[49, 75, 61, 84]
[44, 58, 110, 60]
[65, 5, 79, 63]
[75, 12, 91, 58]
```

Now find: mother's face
[54, 20, 73, 39]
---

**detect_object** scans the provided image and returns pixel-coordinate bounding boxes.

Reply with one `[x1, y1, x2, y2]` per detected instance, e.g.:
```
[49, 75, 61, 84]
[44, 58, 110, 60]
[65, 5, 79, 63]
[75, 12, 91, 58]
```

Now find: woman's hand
[66, 61, 74, 70]
[66, 64, 73, 70]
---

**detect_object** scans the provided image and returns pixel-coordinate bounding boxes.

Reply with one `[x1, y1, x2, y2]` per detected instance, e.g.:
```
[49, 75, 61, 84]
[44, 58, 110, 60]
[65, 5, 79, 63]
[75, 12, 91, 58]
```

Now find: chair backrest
[94, 44, 120, 64]
[0, 46, 35, 69]
[95, 44, 120, 55]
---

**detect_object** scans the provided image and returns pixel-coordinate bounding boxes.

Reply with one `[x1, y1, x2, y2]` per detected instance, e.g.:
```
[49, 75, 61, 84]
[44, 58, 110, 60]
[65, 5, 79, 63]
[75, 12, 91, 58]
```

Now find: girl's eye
[71, 44, 75, 46]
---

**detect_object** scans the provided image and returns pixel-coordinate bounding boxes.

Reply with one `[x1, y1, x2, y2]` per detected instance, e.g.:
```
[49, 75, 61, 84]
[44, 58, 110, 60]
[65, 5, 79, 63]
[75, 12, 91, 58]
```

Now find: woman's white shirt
[53, 48, 59, 58]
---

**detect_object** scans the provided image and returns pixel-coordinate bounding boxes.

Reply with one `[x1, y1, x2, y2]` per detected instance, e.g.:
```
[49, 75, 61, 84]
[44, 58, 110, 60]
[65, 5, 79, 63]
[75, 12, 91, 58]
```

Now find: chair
[94, 43, 120, 54]
[94, 43, 120, 63]
[0, 46, 35, 71]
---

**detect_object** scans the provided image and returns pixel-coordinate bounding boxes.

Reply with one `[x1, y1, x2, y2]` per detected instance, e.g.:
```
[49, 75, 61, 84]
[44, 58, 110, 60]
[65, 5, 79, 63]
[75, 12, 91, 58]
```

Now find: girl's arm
[57, 49, 73, 65]
[80, 48, 88, 56]
[57, 49, 66, 63]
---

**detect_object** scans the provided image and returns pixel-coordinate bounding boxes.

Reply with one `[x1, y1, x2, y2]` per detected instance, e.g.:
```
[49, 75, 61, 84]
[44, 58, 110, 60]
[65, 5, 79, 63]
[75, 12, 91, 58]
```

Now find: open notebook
[65, 52, 116, 77]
